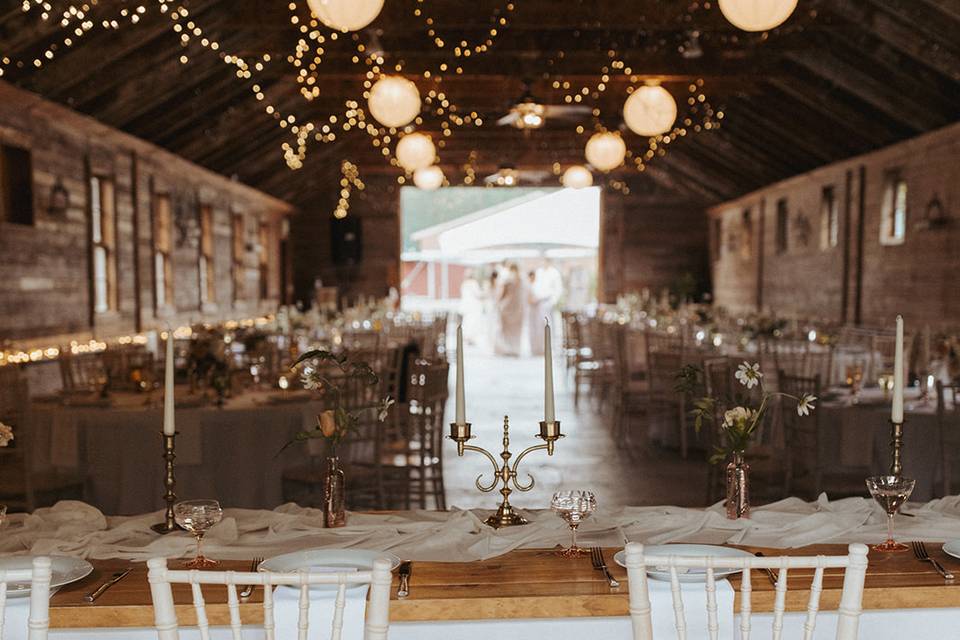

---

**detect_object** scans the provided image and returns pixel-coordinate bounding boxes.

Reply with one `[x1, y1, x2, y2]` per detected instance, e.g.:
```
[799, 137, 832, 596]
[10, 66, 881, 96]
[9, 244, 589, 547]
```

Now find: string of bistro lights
[2, 0, 800, 213]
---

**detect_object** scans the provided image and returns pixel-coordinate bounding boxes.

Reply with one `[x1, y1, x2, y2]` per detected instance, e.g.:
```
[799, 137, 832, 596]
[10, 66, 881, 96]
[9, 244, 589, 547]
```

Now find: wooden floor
[443, 349, 708, 512]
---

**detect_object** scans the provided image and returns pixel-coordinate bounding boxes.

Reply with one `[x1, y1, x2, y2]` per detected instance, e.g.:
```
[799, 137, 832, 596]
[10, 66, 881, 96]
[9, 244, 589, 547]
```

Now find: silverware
[239, 557, 264, 599]
[754, 552, 779, 588]
[911, 541, 954, 581]
[83, 569, 131, 603]
[397, 561, 412, 598]
[590, 546, 620, 588]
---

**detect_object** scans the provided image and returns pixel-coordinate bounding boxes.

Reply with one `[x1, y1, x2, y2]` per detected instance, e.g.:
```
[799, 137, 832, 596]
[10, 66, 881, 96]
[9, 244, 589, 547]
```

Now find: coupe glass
[866, 475, 915, 552]
[551, 490, 596, 558]
[173, 499, 223, 568]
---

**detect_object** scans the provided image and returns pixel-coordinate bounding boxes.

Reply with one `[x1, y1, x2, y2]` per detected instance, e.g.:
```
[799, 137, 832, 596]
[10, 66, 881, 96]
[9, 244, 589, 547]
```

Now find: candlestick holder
[889, 420, 905, 477]
[151, 432, 182, 534]
[449, 416, 563, 528]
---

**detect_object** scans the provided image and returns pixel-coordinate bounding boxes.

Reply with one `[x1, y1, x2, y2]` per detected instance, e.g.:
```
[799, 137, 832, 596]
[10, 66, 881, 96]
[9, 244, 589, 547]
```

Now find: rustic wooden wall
[709, 122, 960, 328]
[0, 82, 293, 345]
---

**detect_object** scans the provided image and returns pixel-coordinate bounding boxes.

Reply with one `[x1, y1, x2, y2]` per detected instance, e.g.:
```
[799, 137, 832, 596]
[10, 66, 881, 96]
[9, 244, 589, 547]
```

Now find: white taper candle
[892, 315, 904, 424]
[455, 324, 466, 425]
[163, 326, 176, 436]
[545, 319, 556, 424]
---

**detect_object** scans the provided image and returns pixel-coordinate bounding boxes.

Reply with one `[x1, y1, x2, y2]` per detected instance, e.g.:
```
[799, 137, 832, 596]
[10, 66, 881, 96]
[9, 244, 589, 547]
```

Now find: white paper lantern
[561, 165, 594, 189]
[623, 84, 677, 137]
[306, 0, 384, 32]
[413, 165, 444, 191]
[585, 132, 626, 172]
[368, 76, 421, 129]
[396, 133, 436, 172]
[718, 0, 798, 31]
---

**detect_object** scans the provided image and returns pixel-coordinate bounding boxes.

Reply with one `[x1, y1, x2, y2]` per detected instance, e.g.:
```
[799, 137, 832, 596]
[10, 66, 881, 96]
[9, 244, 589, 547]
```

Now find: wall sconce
[47, 178, 69, 217]
[916, 194, 950, 230]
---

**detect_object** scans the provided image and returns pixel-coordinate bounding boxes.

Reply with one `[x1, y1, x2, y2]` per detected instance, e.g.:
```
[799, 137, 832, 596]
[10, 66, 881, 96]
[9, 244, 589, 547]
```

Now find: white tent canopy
[433, 187, 600, 255]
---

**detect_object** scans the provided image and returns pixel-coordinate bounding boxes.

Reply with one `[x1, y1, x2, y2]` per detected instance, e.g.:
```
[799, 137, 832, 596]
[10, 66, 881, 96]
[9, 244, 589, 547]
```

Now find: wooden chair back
[779, 372, 823, 496]
[936, 380, 960, 496]
[625, 542, 868, 640]
[147, 556, 392, 640]
[58, 352, 108, 395]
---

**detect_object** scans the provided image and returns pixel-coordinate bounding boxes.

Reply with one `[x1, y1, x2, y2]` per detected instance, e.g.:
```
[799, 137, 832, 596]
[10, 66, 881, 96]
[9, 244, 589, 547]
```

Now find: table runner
[6, 495, 960, 563]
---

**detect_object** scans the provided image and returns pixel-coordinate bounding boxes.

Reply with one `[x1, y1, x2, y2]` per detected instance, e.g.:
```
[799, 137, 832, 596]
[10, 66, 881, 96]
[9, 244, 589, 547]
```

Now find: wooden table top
[46, 544, 960, 628]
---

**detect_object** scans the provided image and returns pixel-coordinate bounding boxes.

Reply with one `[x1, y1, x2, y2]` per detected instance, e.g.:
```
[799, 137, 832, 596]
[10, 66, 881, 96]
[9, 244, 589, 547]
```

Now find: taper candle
[545, 320, 556, 424]
[163, 327, 176, 436]
[455, 324, 466, 425]
[892, 315, 904, 424]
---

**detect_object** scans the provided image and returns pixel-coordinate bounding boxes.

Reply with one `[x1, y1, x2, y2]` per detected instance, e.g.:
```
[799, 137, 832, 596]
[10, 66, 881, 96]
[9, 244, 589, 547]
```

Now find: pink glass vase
[725, 451, 751, 520]
[323, 456, 346, 528]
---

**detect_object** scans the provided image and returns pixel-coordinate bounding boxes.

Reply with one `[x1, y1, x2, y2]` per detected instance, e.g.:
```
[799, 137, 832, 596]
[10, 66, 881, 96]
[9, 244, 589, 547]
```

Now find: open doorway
[400, 186, 600, 356]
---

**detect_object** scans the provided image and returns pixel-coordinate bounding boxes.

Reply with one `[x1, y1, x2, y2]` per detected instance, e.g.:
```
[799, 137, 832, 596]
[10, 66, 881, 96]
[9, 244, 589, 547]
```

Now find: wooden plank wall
[0, 83, 293, 345]
[708, 122, 960, 328]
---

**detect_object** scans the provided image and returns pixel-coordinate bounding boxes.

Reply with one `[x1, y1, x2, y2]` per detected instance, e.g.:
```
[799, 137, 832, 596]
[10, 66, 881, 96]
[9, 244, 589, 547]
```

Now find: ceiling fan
[482, 164, 553, 186]
[496, 81, 593, 129]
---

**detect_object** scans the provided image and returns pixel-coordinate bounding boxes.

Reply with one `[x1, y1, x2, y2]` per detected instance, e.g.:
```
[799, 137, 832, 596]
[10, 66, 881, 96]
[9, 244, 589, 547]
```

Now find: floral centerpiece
[677, 361, 816, 519]
[284, 349, 393, 527]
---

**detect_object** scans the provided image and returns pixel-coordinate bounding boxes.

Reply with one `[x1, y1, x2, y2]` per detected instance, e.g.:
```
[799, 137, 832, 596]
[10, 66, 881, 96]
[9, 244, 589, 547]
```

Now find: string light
[333, 160, 364, 219]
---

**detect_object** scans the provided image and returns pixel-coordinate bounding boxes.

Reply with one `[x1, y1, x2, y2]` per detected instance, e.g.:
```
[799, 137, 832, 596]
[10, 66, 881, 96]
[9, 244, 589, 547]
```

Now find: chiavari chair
[644, 330, 688, 458]
[147, 556, 392, 640]
[0, 556, 53, 640]
[624, 542, 868, 640]
[936, 380, 960, 496]
[58, 352, 108, 396]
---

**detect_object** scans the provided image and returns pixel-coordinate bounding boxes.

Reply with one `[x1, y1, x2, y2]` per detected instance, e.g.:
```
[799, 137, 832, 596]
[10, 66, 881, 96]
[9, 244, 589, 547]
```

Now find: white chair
[0, 556, 53, 640]
[147, 556, 392, 640]
[624, 542, 869, 639]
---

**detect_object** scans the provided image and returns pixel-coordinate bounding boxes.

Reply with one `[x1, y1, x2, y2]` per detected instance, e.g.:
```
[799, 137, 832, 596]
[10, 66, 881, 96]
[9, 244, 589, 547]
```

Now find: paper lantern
[585, 132, 626, 172]
[413, 166, 444, 191]
[396, 133, 436, 172]
[306, 0, 384, 32]
[623, 84, 677, 137]
[368, 76, 421, 129]
[561, 165, 594, 189]
[718, 0, 798, 31]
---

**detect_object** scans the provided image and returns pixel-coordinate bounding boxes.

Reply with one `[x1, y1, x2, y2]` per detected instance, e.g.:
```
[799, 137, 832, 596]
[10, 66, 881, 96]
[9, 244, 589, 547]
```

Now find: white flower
[0, 421, 13, 448]
[722, 406, 753, 428]
[735, 362, 763, 389]
[797, 394, 817, 417]
[300, 367, 323, 391]
[378, 396, 396, 422]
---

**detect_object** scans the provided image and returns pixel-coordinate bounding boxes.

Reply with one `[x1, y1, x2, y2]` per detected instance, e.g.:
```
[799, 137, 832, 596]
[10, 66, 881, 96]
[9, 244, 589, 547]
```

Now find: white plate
[613, 544, 754, 583]
[0, 556, 93, 597]
[260, 548, 401, 588]
[942, 540, 960, 561]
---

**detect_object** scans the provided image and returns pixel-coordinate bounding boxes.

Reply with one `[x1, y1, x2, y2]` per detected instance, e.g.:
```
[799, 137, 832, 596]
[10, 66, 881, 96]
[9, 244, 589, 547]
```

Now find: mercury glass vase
[323, 456, 346, 528]
[725, 450, 750, 519]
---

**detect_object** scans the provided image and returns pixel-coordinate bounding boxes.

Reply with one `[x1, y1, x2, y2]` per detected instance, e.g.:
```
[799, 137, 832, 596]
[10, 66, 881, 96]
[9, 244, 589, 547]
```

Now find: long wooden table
[45, 544, 960, 629]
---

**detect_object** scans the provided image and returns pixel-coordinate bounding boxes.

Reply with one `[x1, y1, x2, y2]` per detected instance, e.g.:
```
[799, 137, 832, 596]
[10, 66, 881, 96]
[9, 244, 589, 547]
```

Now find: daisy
[723, 406, 753, 428]
[0, 421, 13, 447]
[300, 368, 323, 391]
[735, 362, 763, 389]
[378, 396, 396, 422]
[797, 394, 817, 417]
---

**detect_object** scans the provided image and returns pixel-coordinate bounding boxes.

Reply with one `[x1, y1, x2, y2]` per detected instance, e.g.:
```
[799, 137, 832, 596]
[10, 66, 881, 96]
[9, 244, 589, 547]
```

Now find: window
[199, 205, 215, 305]
[258, 222, 271, 300]
[740, 209, 753, 259]
[0, 144, 34, 226]
[775, 198, 789, 254]
[231, 213, 245, 303]
[880, 169, 907, 246]
[153, 194, 174, 310]
[90, 176, 117, 314]
[711, 218, 722, 261]
[819, 186, 838, 250]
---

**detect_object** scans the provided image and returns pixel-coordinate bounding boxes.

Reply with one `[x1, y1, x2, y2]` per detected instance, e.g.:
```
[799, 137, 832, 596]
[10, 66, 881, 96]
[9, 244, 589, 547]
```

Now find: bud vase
[725, 451, 750, 519]
[323, 456, 346, 528]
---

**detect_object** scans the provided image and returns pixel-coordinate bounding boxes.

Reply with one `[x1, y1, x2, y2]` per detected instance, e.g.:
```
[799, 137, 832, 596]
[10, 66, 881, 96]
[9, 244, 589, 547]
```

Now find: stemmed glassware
[173, 499, 223, 568]
[866, 475, 915, 552]
[551, 490, 596, 558]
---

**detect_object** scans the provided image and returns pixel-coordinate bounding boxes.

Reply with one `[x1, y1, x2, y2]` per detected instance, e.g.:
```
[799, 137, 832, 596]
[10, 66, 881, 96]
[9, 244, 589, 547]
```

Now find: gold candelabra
[151, 432, 181, 534]
[449, 416, 563, 528]
[890, 420, 905, 477]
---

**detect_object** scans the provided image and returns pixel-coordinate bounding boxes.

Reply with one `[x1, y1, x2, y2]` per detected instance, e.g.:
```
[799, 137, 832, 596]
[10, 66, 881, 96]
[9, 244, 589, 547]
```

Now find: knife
[754, 552, 779, 588]
[84, 568, 131, 603]
[397, 561, 412, 598]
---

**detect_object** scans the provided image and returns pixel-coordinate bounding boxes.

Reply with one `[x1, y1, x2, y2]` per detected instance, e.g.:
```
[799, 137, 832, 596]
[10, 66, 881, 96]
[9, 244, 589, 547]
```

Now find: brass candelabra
[150, 432, 181, 534]
[890, 420, 905, 477]
[449, 416, 563, 528]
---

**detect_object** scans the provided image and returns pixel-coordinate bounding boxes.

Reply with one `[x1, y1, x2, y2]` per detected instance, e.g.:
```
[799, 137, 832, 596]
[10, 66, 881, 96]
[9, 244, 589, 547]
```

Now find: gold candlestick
[449, 416, 563, 528]
[890, 420, 905, 477]
[151, 432, 181, 534]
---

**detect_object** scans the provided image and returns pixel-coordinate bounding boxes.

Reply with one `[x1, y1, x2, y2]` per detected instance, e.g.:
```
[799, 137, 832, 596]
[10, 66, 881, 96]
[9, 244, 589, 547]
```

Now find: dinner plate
[613, 544, 753, 583]
[941, 540, 960, 561]
[259, 548, 401, 587]
[0, 556, 93, 597]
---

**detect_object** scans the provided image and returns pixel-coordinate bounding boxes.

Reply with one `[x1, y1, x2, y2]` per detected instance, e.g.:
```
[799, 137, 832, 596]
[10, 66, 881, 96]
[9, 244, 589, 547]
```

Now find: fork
[590, 546, 620, 588]
[911, 541, 954, 581]
[239, 557, 264, 599]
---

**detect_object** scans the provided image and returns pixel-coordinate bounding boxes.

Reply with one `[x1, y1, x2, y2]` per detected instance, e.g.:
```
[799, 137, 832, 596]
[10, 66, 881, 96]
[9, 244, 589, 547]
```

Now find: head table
[4, 496, 960, 639]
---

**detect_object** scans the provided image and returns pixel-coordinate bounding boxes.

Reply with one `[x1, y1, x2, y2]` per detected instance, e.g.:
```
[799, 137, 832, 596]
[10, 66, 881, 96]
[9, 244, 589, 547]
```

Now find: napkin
[272, 570, 368, 640]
